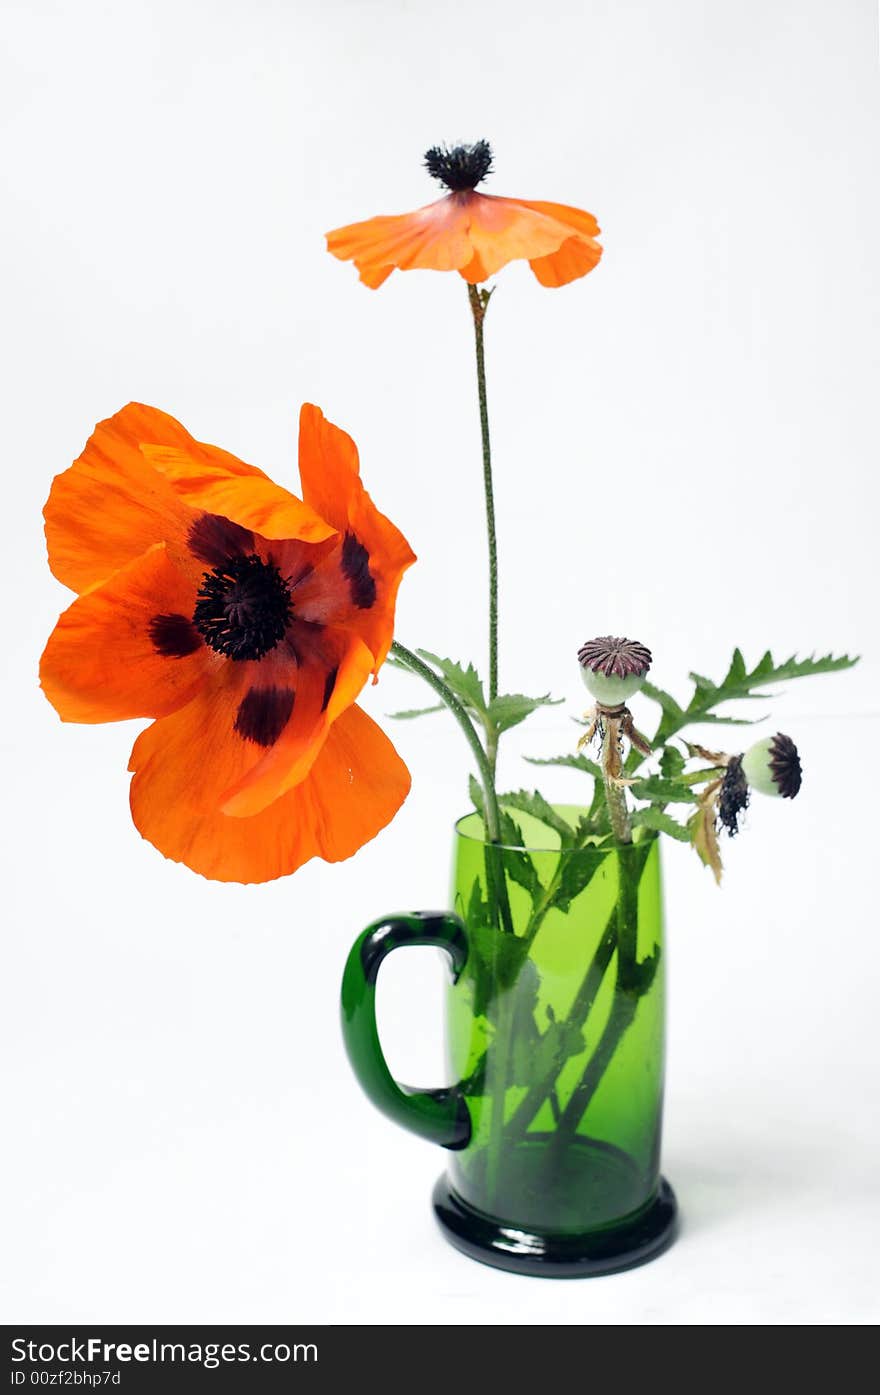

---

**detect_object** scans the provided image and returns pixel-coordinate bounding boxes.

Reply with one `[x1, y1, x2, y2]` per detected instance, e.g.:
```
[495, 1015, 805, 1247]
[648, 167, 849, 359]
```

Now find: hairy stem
[391, 640, 498, 837]
[467, 284, 499, 704]
[602, 721, 632, 843]
[390, 640, 513, 935]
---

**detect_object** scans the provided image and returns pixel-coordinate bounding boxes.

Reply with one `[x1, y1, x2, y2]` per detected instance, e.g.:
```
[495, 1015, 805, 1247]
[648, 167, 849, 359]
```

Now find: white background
[2, 0, 879, 1325]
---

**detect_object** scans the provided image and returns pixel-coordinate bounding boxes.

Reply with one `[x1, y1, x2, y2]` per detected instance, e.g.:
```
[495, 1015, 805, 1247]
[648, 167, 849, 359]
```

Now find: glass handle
[340, 910, 471, 1150]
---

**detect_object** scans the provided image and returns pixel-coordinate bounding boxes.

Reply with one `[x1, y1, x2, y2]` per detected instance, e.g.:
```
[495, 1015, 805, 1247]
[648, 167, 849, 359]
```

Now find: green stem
[504, 907, 618, 1145]
[552, 847, 645, 1146]
[391, 641, 498, 836]
[520, 821, 601, 951]
[467, 284, 499, 705]
[390, 640, 513, 935]
[485, 989, 516, 1206]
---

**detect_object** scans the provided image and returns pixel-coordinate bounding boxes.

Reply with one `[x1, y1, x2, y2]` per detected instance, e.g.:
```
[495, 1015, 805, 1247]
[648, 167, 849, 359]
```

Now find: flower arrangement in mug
[41, 140, 857, 888]
[41, 143, 856, 1145]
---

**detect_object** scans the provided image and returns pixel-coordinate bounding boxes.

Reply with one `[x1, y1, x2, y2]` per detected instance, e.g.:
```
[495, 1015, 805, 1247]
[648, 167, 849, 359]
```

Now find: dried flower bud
[741, 733, 802, 799]
[577, 635, 652, 705]
[718, 755, 750, 835]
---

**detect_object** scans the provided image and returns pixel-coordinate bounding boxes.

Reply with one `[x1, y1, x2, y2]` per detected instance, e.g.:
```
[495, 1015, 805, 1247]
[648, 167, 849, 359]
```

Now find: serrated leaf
[386, 704, 444, 719]
[465, 917, 533, 1018]
[629, 777, 700, 805]
[725, 648, 747, 684]
[659, 745, 686, 779]
[647, 649, 858, 751]
[487, 692, 563, 735]
[498, 812, 544, 904]
[466, 779, 543, 904]
[498, 790, 577, 847]
[552, 845, 605, 913]
[695, 711, 767, 727]
[640, 681, 685, 719]
[631, 807, 691, 842]
[468, 773, 485, 819]
[416, 650, 487, 718]
[525, 752, 603, 779]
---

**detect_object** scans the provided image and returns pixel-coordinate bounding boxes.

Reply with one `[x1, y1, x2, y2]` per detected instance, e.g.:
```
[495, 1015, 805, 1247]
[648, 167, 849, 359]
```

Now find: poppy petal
[44, 405, 195, 594]
[40, 543, 214, 722]
[357, 263, 395, 289]
[462, 194, 590, 279]
[298, 702, 411, 863]
[327, 191, 602, 289]
[219, 628, 375, 817]
[516, 200, 601, 238]
[136, 411, 335, 544]
[295, 405, 416, 669]
[529, 234, 603, 287]
[129, 700, 410, 883]
[326, 196, 474, 279]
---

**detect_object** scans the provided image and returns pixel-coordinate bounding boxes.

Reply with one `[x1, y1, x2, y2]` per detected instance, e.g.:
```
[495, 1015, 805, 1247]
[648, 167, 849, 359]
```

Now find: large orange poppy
[326, 141, 603, 289]
[40, 403, 416, 883]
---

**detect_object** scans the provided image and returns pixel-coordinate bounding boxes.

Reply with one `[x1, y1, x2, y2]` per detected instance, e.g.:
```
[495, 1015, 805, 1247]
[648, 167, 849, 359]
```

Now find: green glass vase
[341, 806, 677, 1277]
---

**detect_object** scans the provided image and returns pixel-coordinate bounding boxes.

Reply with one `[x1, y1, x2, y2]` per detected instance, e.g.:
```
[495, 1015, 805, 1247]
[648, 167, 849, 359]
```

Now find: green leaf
[498, 790, 577, 847]
[552, 845, 605, 913]
[498, 813, 544, 904]
[466, 778, 543, 903]
[525, 752, 603, 779]
[631, 807, 691, 842]
[659, 745, 686, 779]
[629, 777, 700, 805]
[691, 711, 767, 727]
[647, 649, 858, 749]
[487, 692, 563, 735]
[630, 945, 662, 998]
[512, 1018, 586, 1089]
[641, 681, 685, 721]
[466, 917, 533, 1019]
[416, 650, 487, 718]
[386, 704, 444, 720]
[468, 773, 485, 819]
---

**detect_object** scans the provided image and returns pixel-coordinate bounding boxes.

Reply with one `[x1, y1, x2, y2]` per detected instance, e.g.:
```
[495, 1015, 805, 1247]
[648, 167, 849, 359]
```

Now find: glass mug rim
[453, 805, 660, 855]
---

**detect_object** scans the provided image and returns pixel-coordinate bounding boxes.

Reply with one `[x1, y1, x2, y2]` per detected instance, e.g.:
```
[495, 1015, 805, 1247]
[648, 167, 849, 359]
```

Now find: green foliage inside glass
[447, 809, 664, 1231]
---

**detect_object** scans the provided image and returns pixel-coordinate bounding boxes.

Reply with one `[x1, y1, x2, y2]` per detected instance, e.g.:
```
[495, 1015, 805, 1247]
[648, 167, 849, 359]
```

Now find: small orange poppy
[326, 140, 603, 289]
[40, 403, 416, 883]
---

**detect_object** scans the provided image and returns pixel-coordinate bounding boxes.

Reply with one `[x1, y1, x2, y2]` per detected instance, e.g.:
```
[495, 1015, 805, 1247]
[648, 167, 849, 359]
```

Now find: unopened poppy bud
[577, 636, 652, 706]
[741, 733, 802, 799]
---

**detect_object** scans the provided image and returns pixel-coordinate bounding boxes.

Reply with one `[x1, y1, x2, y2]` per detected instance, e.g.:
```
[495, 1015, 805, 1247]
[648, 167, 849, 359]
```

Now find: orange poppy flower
[40, 403, 416, 883]
[326, 140, 602, 289]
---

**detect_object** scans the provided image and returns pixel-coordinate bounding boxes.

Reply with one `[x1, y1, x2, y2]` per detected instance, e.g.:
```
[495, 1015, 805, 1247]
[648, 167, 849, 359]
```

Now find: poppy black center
[424, 140, 493, 191]
[192, 554, 292, 661]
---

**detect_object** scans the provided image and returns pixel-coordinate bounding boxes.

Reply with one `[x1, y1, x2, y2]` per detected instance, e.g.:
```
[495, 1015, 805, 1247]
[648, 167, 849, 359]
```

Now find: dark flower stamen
[718, 756, 750, 836]
[769, 732, 802, 798]
[577, 636, 653, 678]
[193, 554, 292, 661]
[424, 141, 493, 192]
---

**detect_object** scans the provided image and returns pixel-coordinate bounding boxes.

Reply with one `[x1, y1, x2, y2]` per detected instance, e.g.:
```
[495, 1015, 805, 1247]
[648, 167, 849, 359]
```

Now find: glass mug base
[433, 1143, 678, 1279]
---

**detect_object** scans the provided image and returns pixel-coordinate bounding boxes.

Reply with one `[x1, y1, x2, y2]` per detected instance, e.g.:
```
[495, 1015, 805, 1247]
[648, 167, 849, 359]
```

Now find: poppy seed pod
[741, 733, 802, 799]
[577, 636, 652, 706]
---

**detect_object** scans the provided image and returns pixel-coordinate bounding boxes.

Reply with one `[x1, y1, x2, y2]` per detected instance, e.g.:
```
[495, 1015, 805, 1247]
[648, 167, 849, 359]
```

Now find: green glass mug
[341, 807, 677, 1277]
